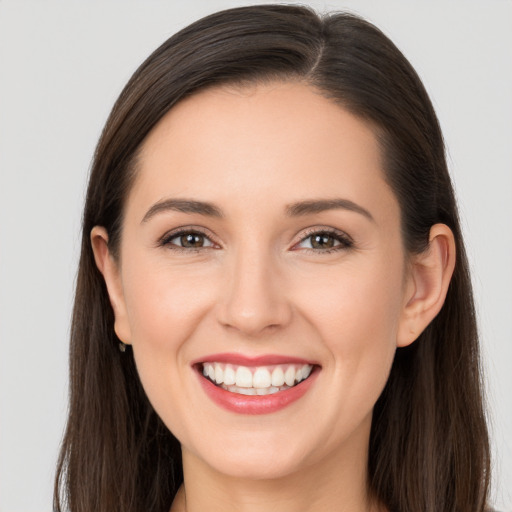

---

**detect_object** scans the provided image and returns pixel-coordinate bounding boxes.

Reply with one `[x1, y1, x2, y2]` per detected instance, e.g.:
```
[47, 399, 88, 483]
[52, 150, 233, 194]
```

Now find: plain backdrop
[0, 1, 511, 511]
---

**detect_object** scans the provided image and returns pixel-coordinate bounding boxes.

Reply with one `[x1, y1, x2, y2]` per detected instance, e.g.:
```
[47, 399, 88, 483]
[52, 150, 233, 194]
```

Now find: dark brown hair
[54, 5, 490, 511]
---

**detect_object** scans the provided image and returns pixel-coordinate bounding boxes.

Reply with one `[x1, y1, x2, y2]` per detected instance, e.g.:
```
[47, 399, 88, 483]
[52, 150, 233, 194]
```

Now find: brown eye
[180, 233, 206, 247]
[295, 229, 353, 252]
[310, 233, 336, 249]
[162, 230, 215, 250]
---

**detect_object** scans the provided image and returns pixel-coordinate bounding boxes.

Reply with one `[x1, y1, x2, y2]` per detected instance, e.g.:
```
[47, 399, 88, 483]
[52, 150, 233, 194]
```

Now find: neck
[170, 418, 384, 512]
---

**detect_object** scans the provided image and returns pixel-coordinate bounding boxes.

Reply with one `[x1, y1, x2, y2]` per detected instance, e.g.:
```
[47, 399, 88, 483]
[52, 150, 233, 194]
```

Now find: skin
[92, 81, 455, 512]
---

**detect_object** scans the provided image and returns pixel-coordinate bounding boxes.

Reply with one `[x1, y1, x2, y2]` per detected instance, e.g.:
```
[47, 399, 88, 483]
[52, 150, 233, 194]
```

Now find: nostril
[214, 270, 293, 335]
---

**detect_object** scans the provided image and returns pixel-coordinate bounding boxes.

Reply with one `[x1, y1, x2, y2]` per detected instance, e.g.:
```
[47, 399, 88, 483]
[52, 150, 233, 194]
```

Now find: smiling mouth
[199, 362, 315, 396]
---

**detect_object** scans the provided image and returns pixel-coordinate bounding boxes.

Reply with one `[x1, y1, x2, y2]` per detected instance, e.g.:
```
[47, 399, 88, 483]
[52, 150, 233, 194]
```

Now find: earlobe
[397, 224, 456, 347]
[90, 226, 132, 344]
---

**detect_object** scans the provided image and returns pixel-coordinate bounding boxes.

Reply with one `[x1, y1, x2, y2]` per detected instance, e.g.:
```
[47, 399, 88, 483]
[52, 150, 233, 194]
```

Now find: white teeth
[221, 384, 291, 395]
[223, 365, 236, 385]
[237, 387, 256, 395]
[202, 362, 315, 393]
[271, 367, 285, 387]
[235, 366, 253, 388]
[253, 368, 272, 388]
[284, 366, 296, 387]
[214, 365, 224, 385]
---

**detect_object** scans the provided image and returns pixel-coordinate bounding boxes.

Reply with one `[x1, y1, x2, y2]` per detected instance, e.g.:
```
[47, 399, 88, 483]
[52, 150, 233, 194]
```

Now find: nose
[215, 246, 293, 337]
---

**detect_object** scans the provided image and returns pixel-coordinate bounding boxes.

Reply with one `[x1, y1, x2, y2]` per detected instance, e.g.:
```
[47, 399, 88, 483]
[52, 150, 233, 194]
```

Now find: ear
[397, 223, 456, 348]
[90, 226, 132, 344]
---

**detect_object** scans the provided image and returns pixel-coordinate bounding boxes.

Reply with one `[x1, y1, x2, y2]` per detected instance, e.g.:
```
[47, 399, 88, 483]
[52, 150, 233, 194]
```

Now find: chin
[209, 451, 306, 481]
[187, 432, 313, 481]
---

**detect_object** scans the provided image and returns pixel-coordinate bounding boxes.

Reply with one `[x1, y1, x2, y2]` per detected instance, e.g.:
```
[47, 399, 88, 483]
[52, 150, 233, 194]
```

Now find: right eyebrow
[141, 198, 224, 223]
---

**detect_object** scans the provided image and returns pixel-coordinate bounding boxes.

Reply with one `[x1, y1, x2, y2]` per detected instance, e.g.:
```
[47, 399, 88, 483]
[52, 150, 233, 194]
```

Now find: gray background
[0, 1, 511, 510]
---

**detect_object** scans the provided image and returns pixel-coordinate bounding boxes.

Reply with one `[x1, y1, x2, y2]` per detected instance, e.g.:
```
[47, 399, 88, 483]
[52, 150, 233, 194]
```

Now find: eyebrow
[141, 198, 223, 223]
[285, 198, 375, 222]
[141, 197, 374, 223]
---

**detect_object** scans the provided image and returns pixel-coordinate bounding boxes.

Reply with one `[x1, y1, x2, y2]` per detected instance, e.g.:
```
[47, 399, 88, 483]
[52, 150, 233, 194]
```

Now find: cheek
[299, 256, 404, 345]
[122, 259, 216, 350]
[296, 257, 404, 400]
[120, 259, 219, 413]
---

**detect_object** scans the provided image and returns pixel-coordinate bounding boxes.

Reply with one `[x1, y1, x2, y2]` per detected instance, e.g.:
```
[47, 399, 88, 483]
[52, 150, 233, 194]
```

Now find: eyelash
[158, 227, 354, 254]
[294, 227, 354, 254]
[159, 228, 217, 253]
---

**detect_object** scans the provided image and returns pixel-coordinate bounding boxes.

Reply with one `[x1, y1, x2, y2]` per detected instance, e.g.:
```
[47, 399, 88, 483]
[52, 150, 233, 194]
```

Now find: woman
[54, 5, 491, 511]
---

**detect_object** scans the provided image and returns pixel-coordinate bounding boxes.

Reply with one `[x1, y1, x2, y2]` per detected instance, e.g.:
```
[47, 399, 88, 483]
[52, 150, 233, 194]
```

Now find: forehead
[130, 81, 396, 220]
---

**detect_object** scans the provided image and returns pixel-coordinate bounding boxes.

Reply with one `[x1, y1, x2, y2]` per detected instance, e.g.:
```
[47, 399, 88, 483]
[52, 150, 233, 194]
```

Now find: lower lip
[196, 367, 319, 415]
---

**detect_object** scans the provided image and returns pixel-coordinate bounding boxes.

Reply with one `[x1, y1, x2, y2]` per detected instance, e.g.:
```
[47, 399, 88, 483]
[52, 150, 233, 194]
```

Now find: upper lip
[191, 352, 319, 367]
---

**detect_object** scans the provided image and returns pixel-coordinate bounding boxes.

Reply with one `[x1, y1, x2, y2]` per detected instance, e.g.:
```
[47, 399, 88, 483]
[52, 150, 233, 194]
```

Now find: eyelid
[291, 226, 354, 252]
[158, 225, 221, 250]
[157, 225, 353, 253]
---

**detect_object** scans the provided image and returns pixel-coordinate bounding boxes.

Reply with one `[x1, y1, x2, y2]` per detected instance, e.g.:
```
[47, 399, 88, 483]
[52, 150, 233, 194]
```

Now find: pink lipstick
[193, 353, 320, 415]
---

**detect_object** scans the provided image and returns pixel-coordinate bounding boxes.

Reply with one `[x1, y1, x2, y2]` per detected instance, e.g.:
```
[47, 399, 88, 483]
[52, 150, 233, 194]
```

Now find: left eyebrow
[285, 198, 375, 222]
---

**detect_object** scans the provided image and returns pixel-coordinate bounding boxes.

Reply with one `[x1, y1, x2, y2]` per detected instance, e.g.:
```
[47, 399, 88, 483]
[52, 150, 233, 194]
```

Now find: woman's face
[102, 82, 415, 479]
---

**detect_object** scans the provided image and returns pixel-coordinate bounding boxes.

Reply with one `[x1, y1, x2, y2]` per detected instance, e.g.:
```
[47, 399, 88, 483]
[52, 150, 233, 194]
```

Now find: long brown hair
[54, 5, 490, 511]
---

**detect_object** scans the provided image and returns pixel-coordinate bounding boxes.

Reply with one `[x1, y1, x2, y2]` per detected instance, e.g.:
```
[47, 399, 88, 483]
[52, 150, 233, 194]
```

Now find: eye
[294, 229, 353, 252]
[161, 229, 216, 250]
